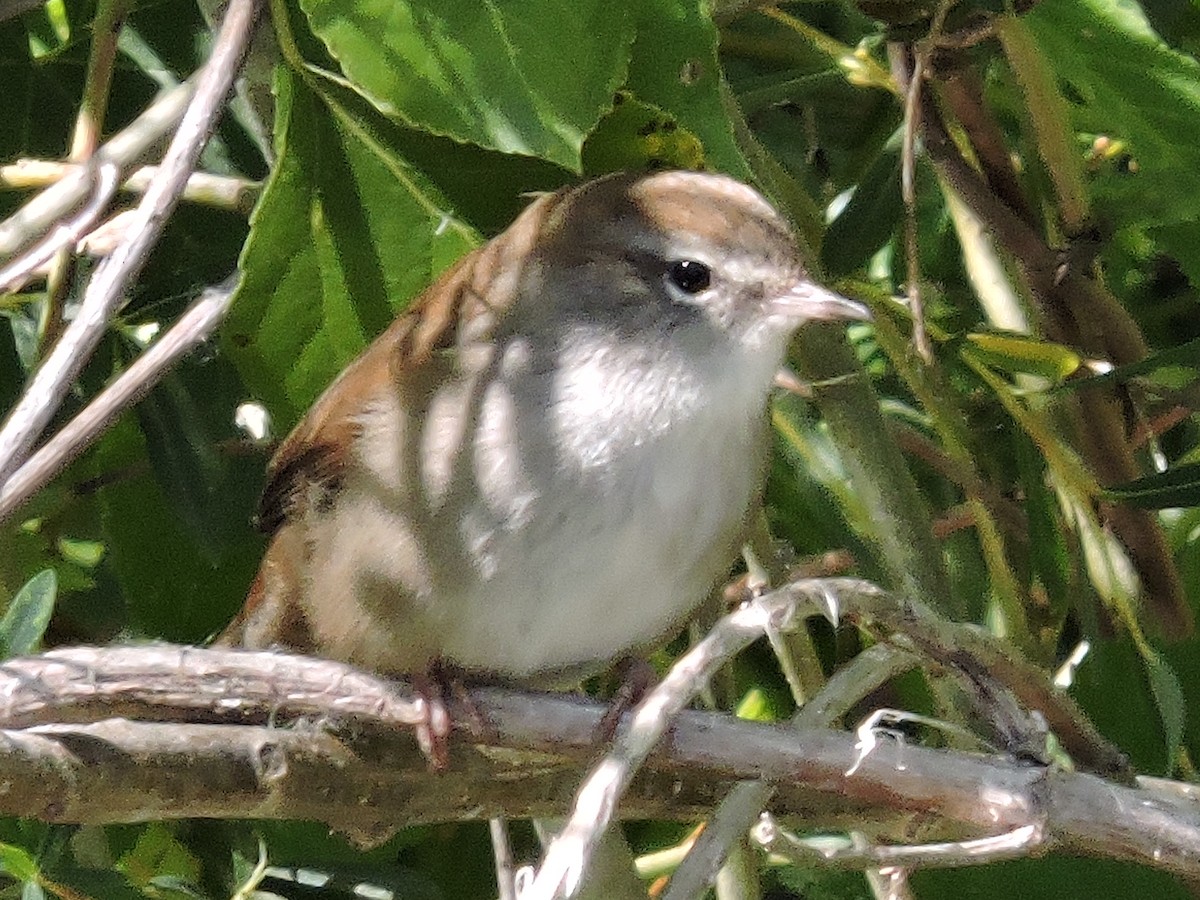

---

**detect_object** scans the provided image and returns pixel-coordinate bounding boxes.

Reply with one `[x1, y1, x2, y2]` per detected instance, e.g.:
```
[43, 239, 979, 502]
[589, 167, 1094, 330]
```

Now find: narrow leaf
[0, 842, 39, 882]
[1105, 462, 1200, 509]
[964, 333, 1084, 382]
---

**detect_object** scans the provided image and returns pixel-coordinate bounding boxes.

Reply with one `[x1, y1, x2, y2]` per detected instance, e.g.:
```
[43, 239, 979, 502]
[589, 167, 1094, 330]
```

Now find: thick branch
[0, 652, 1195, 879]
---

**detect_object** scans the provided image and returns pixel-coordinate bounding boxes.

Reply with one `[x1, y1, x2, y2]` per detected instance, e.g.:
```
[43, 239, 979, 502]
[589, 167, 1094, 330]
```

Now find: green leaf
[1027, 0, 1200, 227]
[963, 333, 1084, 382]
[93, 411, 262, 643]
[1104, 462, 1200, 509]
[1049, 334, 1200, 394]
[225, 70, 478, 429]
[581, 94, 706, 174]
[0, 569, 56, 659]
[734, 687, 773, 722]
[821, 139, 901, 277]
[134, 370, 229, 562]
[0, 841, 40, 882]
[298, 0, 635, 171]
[117, 823, 202, 891]
[625, 0, 750, 179]
[1144, 649, 1186, 771]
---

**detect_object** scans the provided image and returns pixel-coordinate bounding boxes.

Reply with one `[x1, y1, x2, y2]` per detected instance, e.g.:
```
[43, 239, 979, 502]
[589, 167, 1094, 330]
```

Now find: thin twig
[896, 0, 956, 365]
[0, 81, 195, 259]
[0, 275, 239, 524]
[0, 0, 259, 487]
[900, 46, 933, 364]
[753, 814, 1042, 870]
[526, 581, 834, 899]
[0, 162, 121, 292]
[39, 0, 134, 351]
[492, 818, 518, 900]
[662, 644, 921, 899]
[0, 160, 260, 214]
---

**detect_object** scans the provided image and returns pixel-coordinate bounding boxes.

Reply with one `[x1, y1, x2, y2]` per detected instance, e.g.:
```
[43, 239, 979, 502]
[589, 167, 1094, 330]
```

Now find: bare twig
[0, 82, 195, 259]
[0, 160, 260, 214]
[492, 818, 519, 900]
[753, 815, 1042, 870]
[0, 0, 259, 487]
[894, 0, 957, 365]
[899, 46, 934, 364]
[526, 581, 835, 899]
[0, 275, 239, 524]
[38, 0, 134, 349]
[662, 644, 921, 899]
[0, 162, 121, 292]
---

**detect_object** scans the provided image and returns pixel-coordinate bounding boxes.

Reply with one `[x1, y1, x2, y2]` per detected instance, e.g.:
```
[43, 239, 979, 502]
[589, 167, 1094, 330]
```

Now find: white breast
[433, 325, 776, 676]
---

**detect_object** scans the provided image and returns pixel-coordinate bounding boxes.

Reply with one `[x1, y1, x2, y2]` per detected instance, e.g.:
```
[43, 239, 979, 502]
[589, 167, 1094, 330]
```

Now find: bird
[218, 169, 867, 756]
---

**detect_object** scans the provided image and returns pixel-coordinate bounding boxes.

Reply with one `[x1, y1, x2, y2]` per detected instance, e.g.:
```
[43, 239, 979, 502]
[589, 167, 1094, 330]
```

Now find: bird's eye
[666, 259, 712, 295]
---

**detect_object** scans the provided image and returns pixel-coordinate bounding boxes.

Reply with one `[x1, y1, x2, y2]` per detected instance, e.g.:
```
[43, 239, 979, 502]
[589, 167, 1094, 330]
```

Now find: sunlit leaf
[964, 333, 1084, 382]
[0, 842, 39, 883]
[581, 94, 706, 173]
[0, 569, 56, 658]
[625, 0, 750, 178]
[298, 0, 635, 170]
[1028, 0, 1200, 227]
[225, 70, 478, 429]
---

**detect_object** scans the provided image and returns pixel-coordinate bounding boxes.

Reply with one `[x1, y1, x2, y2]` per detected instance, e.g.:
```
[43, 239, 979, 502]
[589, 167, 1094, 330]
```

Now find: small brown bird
[220, 170, 866, 746]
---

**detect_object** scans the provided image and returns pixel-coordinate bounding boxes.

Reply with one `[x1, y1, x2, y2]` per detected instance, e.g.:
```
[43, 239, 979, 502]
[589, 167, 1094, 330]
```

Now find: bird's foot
[596, 656, 659, 742]
[411, 661, 494, 770]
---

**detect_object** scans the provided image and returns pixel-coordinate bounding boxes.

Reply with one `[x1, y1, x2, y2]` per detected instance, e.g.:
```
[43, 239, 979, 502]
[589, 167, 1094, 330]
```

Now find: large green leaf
[93, 409, 262, 643]
[625, 0, 750, 179]
[297, 0, 635, 171]
[1027, 0, 1200, 227]
[224, 71, 478, 429]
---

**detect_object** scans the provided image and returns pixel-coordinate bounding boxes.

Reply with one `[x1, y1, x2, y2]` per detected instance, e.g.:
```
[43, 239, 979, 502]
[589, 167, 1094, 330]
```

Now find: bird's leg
[596, 656, 659, 741]
[410, 664, 453, 770]
[411, 660, 495, 769]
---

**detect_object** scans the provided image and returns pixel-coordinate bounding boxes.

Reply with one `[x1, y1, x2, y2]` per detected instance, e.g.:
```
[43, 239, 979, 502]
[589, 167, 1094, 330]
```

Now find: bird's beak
[772, 281, 871, 324]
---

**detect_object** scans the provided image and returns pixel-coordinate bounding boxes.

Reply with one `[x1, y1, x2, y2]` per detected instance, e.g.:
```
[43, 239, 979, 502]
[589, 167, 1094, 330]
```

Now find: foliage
[1, 0, 1199, 896]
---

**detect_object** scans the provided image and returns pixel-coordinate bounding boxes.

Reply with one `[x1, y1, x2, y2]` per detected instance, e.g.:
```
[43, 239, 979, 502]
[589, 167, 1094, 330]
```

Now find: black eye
[666, 259, 712, 295]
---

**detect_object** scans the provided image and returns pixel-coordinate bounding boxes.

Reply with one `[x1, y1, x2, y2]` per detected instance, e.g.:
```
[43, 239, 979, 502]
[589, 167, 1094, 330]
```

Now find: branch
[0, 580, 1132, 897]
[0, 160, 260, 215]
[0, 644, 1196, 882]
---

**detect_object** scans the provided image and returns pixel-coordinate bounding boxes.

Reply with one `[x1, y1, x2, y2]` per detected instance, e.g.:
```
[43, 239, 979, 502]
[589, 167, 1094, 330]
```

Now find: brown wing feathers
[251, 189, 563, 537]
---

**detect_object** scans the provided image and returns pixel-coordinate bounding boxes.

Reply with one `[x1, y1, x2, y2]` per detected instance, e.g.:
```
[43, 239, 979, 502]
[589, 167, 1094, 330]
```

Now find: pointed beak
[771, 281, 871, 324]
